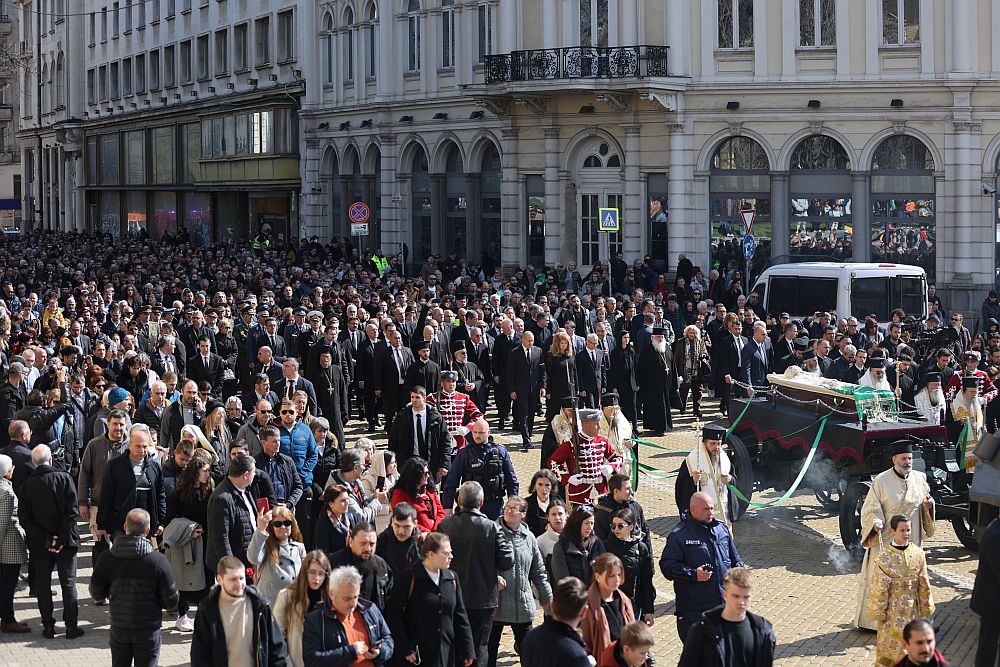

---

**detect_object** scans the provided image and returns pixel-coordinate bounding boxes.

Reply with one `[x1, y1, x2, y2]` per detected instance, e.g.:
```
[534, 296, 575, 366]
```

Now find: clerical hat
[651, 327, 667, 336]
[962, 375, 980, 389]
[801, 350, 816, 361]
[867, 357, 886, 369]
[924, 372, 942, 384]
[703, 424, 727, 441]
[600, 393, 620, 407]
[450, 340, 466, 354]
[793, 337, 809, 351]
[890, 440, 914, 456]
[414, 341, 430, 351]
[560, 397, 579, 409]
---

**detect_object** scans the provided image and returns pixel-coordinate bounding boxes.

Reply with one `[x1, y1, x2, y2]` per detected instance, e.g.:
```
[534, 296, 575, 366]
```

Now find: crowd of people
[0, 230, 987, 666]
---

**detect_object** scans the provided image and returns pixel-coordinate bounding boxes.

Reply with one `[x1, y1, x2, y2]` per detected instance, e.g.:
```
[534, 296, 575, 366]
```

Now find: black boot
[42, 624, 56, 639]
[65, 625, 85, 640]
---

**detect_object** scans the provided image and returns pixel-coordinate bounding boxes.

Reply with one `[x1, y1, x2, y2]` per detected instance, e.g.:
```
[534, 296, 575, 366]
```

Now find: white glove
[979, 396, 987, 407]
[568, 474, 586, 485]
[600, 464, 614, 477]
[456, 426, 470, 436]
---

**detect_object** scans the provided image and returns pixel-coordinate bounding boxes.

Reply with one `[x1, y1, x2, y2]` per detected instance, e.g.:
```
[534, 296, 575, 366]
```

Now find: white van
[750, 262, 928, 323]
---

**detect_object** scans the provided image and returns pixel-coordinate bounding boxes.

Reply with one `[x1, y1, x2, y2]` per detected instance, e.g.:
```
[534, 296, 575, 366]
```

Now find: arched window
[55, 53, 65, 108]
[710, 136, 771, 277]
[870, 135, 936, 279]
[789, 135, 852, 261]
[344, 6, 355, 81]
[366, 2, 378, 78]
[407, 0, 421, 72]
[411, 146, 432, 259]
[322, 13, 334, 84]
[480, 144, 502, 265]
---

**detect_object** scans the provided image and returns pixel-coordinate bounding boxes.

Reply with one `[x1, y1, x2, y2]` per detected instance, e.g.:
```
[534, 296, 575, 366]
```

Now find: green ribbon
[956, 419, 970, 469]
[727, 414, 830, 509]
[726, 388, 756, 437]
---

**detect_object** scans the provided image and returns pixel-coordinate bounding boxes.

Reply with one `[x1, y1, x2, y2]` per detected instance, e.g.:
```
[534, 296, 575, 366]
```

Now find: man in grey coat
[439, 481, 514, 667]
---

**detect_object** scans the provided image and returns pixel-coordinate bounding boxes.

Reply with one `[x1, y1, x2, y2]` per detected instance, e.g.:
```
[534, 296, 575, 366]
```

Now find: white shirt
[412, 408, 427, 451]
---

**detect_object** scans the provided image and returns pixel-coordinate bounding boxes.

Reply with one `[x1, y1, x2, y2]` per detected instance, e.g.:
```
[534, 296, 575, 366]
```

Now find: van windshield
[767, 276, 838, 317]
[851, 275, 926, 320]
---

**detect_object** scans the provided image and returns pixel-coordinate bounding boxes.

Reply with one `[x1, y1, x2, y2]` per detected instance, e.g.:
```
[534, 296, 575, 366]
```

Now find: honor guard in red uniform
[427, 369, 483, 452]
[548, 408, 622, 506]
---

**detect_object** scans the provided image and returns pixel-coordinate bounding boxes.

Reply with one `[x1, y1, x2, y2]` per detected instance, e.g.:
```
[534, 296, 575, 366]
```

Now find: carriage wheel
[814, 479, 845, 512]
[726, 434, 754, 522]
[839, 481, 870, 559]
[951, 516, 980, 552]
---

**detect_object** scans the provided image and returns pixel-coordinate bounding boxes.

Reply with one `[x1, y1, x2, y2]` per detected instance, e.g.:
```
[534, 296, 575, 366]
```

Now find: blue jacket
[277, 420, 318, 486]
[303, 598, 394, 667]
[659, 513, 743, 616]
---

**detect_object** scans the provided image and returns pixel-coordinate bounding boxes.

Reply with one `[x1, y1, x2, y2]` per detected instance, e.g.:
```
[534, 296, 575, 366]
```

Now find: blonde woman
[673, 325, 709, 420]
[247, 504, 307, 604]
[273, 550, 331, 667]
[546, 331, 578, 422]
[200, 400, 232, 462]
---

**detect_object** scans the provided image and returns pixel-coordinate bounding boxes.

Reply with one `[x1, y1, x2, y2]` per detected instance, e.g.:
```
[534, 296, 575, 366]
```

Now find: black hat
[317, 344, 334, 356]
[801, 349, 816, 361]
[600, 393, 619, 407]
[962, 375, 980, 389]
[560, 397, 579, 409]
[140, 305, 152, 314]
[793, 337, 809, 351]
[450, 340, 466, 354]
[703, 424, 727, 441]
[651, 327, 667, 336]
[924, 372, 942, 383]
[965, 350, 982, 362]
[414, 341, 430, 351]
[256, 305, 271, 315]
[890, 440, 914, 456]
[440, 370, 458, 381]
[578, 409, 601, 422]
[293, 306, 308, 316]
[205, 399, 226, 414]
[867, 357, 886, 369]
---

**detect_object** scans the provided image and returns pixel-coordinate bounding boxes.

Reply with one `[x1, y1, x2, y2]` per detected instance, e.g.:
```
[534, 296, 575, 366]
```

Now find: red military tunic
[944, 369, 997, 405]
[548, 434, 622, 505]
[427, 390, 483, 451]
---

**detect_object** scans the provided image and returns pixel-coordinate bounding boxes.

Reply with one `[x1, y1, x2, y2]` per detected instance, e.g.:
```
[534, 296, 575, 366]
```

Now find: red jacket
[390, 485, 445, 532]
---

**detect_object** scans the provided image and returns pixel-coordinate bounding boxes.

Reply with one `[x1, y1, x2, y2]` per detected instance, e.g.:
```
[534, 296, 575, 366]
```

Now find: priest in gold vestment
[864, 514, 935, 666]
[855, 441, 935, 630]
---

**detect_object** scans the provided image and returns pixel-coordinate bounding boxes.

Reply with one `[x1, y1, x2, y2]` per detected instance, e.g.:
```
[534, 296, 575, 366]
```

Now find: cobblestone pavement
[0, 402, 982, 666]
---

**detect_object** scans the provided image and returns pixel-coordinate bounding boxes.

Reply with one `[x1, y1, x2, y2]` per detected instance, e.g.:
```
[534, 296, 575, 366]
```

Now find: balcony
[484, 45, 669, 85]
[0, 149, 18, 165]
[0, 105, 13, 121]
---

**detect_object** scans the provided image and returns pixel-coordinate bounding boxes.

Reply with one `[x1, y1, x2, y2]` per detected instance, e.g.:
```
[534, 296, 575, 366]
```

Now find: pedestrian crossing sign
[598, 207, 620, 232]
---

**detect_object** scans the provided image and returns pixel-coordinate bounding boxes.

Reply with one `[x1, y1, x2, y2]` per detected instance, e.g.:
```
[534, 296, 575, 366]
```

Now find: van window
[851, 275, 926, 320]
[768, 276, 837, 316]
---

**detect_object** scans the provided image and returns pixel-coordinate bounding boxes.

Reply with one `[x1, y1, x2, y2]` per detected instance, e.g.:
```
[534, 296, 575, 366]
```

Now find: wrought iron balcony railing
[484, 45, 669, 85]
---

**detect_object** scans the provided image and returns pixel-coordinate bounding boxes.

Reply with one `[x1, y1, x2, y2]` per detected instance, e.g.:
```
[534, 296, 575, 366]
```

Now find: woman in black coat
[608, 329, 638, 424]
[602, 508, 656, 622]
[524, 469, 561, 537]
[387, 532, 475, 667]
[545, 332, 578, 423]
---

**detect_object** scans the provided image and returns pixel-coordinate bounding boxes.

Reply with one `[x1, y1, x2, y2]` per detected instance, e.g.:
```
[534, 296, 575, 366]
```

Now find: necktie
[243, 490, 258, 529]
[591, 350, 597, 366]
[416, 413, 426, 456]
[270, 334, 276, 349]
[164, 355, 173, 372]
[525, 348, 531, 364]
[204, 356, 210, 368]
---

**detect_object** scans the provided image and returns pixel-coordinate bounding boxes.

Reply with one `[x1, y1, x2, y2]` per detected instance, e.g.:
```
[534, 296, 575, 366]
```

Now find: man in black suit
[150, 336, 181, 380]
[159, 379, 206, 450]
[297, 312, 325, 362]
[374, 330, 414, 432]
[450, 311, 478, 348]
[506, 330, 546, 451]
[717, 318, 747, 416]
[241, 374, 280, 414]
[491, 321, 519, 431]
[256, 317, 286, 360]
[466, 327, 492, 412]
[255, 346, 285, 386]
[187, 335, 225, 398]
[387, 386, 453, 482]
[575, 334, 607, 408]
[66, 321, 92, 358]
[355, 323, 381, 429]
[179, 310, 217, 363]
[274, 358, 318, 416]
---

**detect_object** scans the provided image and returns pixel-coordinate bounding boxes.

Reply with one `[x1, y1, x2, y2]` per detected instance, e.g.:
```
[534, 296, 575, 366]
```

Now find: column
[666, 120, 700, 269]
[620, 0, 637, 45]
[430, 174, 445, 254]
[543, 126, 561, 265]
[949, 0, 975, 76]
[465, 175, 481, 262]
[377, 0, 398, 99]
[362, 174, 376, 253]
[851, 171, 870, 262]
[380, 134, 399, 255]
[622, 124, 642, 259]
[499, 127, 520, 267]
[498, 0, 518, 53]
[542, 0, 558, 48]
[302, 0, 321, 109]
[769, 172, 789, 264]
[948, 120, 985, 303]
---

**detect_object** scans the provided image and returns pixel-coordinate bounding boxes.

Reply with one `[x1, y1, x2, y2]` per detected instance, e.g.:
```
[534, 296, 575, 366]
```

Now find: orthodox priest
[446, 340, 483, 401]
[855, 441, 935, 630]
[548, 408, 623, 506]
[912, 372, 946, 425]
[950, 375, 986, 473]
[597, 393, 635, 487]
[427, 370, 483, 452]
[540, 396, 578, 471]
[637, 326, 674, 435]
[308, 344, 349, 453]
[674, 424, 734, 526]
[403, 341, 440, 396]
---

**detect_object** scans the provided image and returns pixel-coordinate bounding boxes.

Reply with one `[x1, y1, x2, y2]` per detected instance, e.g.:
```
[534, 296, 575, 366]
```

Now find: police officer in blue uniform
[441, 417, 519, 520]
[659, 490, 744, 641]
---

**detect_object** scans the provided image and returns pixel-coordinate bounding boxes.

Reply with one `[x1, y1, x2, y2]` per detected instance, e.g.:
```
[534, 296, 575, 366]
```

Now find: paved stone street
[0, 403, 982, 666]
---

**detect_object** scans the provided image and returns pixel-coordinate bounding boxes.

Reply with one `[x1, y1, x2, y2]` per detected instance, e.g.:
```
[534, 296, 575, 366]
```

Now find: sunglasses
[280, 409, 296, 415]
[611, 522, 631, 529]
[272, 520, 293, 528]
